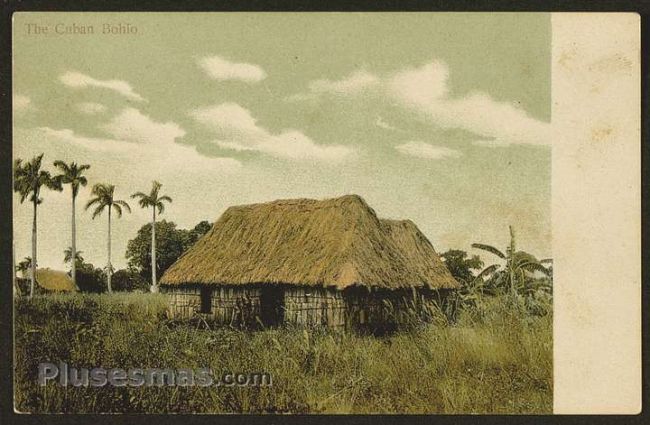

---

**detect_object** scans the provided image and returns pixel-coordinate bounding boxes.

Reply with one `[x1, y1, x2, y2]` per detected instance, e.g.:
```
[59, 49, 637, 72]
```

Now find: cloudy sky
[13, 12, 551, 270]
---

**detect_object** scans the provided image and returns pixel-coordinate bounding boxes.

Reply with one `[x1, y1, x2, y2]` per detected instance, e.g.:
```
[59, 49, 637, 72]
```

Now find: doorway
[260, 286, 284, 327]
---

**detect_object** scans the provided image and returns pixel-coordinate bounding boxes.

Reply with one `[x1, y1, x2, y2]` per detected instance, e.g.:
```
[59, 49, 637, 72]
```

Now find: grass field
[14, 292, 552, 414]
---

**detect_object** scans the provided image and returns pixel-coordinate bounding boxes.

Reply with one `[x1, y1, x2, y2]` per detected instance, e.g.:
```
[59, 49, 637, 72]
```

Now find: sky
[12, 12, 551, 270]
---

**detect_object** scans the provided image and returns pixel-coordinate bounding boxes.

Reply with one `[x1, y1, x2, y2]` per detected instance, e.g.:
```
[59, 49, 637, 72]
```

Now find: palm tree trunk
[30, 199, 37, 298]
[12, 241, 17, 298]
[71, 195, 79, 291]
[150, 208, 158, 293]
[509, 226, 516, 296]
[107, 207, 112, 293]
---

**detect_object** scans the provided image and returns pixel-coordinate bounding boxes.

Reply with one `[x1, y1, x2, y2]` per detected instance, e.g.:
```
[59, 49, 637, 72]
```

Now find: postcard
[10, 12, 641, 414]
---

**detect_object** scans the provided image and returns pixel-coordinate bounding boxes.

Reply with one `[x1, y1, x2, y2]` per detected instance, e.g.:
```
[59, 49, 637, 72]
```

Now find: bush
[111, 268, 148, 292]
[76, 263, 107, 293]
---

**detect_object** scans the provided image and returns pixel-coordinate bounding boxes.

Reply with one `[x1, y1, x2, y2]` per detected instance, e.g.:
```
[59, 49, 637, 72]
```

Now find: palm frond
[91, 204, 105, 220]
[474, 264, 500, 281]
[84, 197, 102, 210]
[471, 243, 506, 259]
[114, 199, 131, 214]
[131, 191, 148, 199]
[518, 262, 551, 276]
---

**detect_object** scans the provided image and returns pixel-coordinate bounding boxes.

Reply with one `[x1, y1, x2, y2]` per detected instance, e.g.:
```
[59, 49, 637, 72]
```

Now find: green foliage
[85, 183, 131, 219]
[126, 220, 212, 281]
[111, 268, 149, 292]
[75, 263, 107, 294]
[63, 247, 84, 267]
[471, 226, 552, 310]
[13, 154, 62, 205]
[53, 161, 90, 199]
[15, 257, 32, 275]
[440, 249, 484, 284]
[131, 180, 172, 215]
[14, 293, 551, 414]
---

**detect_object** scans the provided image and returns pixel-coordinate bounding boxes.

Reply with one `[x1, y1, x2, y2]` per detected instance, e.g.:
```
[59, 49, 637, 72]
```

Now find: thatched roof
[35, 269, 76, 292]
[161, 195, 458, 290]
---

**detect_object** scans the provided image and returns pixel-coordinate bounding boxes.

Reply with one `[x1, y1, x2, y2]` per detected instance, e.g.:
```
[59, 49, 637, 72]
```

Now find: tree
[85, 183, 131, 293]
[131, 181, 172, 293]
[54, 160, 90, 291]
[126, 220, 211, 280]
[15, 257, 32, 278]
[13, 154, 62, 298]
[440, 249, 484, 285]
[76, 261, 107, 293]
[63, 246, 84, 268]
[126, 220, 189, 280]
[111, 268, 148, 292]
[190, 220, 212, 241]
[472, 226, 551, 296]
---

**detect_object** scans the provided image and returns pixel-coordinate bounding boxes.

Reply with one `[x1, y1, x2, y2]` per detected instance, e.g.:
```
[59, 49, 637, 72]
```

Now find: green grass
[14, 292, 552, 414]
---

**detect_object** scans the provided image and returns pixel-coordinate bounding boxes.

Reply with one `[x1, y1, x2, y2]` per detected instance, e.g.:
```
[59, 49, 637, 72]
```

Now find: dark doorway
[260, 286, 284, 327]
[200, 287, 212, 314]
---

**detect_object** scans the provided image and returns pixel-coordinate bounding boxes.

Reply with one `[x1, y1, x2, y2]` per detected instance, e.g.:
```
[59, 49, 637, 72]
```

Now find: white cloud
[287, 70, 379, 102]
[103, 107, 242, 171]
[102, 107, 185, 145]
[197, 55, 266, 82]
[76, 102, 107, 115]
[37, 127, 136, 153]
[190, 103, 355, 162]
[13, 94, 33, 112]
[60, 71, 146, 102]
[387, 64, 550, 146]
[395, 141, 462, 160]
[309, 70, 379, 96]
[387, 61, 450, 107]
[291, 61, 550, 147]
[36, 108, 242, 173]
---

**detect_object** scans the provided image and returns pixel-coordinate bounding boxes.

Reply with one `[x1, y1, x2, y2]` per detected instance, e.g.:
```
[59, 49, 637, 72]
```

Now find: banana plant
[472, 226, 551, 296]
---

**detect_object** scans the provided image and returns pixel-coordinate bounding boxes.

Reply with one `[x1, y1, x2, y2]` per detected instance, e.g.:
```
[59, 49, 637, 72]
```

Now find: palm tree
[15, 257, 32, 278]
[13, 154, 62, 298]
[131, 181, 172, 293]
[85, 183, 131, 293]
[63, 246, 84, 267]
[54, 160, 90, 291]
[472, 226, 551, 295]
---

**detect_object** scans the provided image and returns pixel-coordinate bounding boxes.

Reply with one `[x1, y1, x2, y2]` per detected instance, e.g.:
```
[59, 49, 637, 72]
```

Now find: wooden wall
[163, 284, 449, 331]
[164, 285, 261, 327]
[284, 287, 346, 328]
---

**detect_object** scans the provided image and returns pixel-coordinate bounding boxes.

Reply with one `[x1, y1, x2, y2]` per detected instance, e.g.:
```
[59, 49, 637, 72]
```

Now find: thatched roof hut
[160, 195, 458, 330]
[162, 194, 457, 289]
[16, 269, 76, 295]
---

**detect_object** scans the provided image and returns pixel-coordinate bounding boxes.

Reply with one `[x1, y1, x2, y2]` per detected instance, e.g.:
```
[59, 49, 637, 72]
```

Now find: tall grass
[14, 293, 551, 414]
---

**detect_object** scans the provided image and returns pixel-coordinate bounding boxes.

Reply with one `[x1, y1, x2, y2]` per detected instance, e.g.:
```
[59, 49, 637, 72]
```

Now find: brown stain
[590, 126, 614, 143]
[558, 46, 577, 70]
[588, 53, 633, 74]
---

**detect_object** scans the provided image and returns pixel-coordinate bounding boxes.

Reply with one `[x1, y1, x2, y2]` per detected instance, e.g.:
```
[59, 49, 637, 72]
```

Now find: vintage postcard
[10, 12, 641, 414]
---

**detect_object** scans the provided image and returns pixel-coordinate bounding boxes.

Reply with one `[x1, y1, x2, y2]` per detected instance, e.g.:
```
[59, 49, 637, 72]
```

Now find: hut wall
[283, 287, 346, 328]
[343, 287, 446, 331]
[206, 286, 262, 327]
[164, 286, 201, 320]
[163, 285, 262, 327]
[163, 284, 453, 331]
